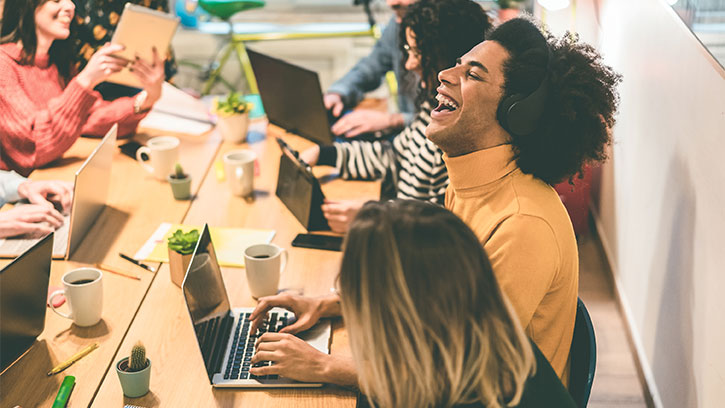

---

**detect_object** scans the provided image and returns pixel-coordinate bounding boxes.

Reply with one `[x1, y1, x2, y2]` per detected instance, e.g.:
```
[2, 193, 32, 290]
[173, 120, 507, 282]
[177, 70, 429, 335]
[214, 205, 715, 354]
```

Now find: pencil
[95, 263, 140, 280]
[47, 343, 99, 376]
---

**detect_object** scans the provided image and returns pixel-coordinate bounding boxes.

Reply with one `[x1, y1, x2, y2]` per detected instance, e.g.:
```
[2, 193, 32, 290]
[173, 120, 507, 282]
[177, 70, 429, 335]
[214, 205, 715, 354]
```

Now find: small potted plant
[213, 92, 252, 143]
[496, 0, 523, 22]
[167, 163, 191, 200]
[116, 342, 151, 398]
[167, 228, 199, 287]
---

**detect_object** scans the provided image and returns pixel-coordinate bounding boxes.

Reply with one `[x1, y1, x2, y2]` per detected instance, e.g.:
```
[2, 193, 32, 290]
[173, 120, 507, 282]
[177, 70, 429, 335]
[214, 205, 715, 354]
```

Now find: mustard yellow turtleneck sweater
[444, 144, 577, 383]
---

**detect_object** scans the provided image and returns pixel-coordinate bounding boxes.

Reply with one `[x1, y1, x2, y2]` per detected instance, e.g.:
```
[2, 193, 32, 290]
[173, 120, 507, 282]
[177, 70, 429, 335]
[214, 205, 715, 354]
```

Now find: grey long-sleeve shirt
[326, 17, 419, 126]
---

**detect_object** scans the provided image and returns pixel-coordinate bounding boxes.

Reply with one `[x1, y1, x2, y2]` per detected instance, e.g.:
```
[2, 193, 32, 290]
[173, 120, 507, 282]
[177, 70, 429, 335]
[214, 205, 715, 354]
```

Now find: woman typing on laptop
[298, 0, 490, 233]
[249, 200, 575, 407]
[0, 0, 164, 176]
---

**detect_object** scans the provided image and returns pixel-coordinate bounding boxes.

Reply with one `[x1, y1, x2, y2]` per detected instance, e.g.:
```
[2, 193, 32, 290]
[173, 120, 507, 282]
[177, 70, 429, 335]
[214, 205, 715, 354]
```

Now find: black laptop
[1, 232, 53, 372]
[247, 48, 338, 145]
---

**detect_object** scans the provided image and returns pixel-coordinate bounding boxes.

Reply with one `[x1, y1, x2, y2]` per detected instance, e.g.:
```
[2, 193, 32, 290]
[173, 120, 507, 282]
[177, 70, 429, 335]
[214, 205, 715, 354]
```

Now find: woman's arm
[0, 73, 98, 174]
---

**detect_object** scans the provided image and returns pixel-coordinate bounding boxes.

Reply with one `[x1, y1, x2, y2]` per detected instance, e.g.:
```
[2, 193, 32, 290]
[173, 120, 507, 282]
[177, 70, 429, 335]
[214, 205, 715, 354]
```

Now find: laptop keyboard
[224, 311, 291, 381]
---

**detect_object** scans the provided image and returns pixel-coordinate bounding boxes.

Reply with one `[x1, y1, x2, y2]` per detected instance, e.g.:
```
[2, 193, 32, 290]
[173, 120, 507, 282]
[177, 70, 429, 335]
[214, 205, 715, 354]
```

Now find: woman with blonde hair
[251, 200, 575, 407]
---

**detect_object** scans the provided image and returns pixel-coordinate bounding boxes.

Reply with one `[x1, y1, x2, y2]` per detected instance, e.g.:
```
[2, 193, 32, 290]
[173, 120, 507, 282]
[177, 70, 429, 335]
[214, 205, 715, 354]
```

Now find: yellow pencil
[95, 263, 140, 280]
[47, 342, 99, 376]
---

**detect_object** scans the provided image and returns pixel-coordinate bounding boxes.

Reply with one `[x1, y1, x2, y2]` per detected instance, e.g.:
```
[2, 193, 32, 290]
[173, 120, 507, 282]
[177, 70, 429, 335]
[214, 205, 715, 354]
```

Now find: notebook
[0, 125, 116, 259]
[247, 48, 338, 145]
[181, 224, 331, 387]
[0, 232, 53, 373]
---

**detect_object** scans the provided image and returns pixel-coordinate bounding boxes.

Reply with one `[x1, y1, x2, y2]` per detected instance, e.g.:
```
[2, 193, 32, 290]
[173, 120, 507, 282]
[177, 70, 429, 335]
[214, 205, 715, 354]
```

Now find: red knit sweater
[0, 43, 148, 176]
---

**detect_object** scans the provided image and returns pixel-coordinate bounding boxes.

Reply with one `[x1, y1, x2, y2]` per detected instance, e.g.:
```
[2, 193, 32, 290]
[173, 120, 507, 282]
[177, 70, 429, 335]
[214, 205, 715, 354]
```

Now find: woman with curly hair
[300, 0, 491, 232]
[426, 17, 622, 382]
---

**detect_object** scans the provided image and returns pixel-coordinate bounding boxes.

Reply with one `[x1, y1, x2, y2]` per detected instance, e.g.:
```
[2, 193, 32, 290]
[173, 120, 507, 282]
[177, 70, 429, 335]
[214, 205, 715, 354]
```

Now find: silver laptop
[0, 232, 53, 373]
[0, 125, 117, 259]
[181, 224, 332, 388]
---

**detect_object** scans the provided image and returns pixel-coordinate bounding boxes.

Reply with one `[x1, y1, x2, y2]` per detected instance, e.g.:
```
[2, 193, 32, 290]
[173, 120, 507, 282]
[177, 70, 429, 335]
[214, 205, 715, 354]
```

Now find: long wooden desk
[92, 124, 379, 407]
[1, 122, 379, 407]
[0, 129, 221, 407]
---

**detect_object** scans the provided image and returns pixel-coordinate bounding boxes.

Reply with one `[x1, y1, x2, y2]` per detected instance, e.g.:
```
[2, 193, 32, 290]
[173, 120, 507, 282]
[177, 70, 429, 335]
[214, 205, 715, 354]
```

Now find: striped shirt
[320, 102, 448, 204]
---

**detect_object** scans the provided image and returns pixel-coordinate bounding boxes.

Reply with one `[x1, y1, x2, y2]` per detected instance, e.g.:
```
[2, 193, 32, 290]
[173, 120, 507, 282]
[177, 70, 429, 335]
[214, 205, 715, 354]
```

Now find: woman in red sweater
[0, 0, 165, 176]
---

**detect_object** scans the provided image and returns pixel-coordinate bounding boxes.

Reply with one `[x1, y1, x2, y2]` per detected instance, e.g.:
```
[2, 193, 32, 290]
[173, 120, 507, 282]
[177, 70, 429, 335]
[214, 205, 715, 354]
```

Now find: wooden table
[1, 122, 379, 407]
[0, 128, 221, 407]
[92, 123, 379, 407]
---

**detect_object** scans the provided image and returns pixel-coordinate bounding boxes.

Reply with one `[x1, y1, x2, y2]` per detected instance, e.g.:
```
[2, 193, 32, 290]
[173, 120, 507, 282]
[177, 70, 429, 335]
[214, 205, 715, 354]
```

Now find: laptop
[0, 232, 53, 373]
[274, 138, 329, 231]
[247, 48, 339, 145]
[0, 125, 117, 259]
[181, 224, 332, 387]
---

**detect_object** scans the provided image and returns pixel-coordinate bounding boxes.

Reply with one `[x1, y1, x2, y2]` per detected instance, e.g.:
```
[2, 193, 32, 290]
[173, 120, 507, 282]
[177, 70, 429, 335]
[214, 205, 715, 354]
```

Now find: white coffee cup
[136, 136, 180, 180]
[49, 268, 103, 327]
[223, 150, 256, 197]
[244, 244, 288, 298]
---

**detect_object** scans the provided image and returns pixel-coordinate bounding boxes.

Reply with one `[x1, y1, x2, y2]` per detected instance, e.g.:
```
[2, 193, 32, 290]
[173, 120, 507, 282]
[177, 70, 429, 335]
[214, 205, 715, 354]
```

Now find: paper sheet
[134, 223, 276, 268]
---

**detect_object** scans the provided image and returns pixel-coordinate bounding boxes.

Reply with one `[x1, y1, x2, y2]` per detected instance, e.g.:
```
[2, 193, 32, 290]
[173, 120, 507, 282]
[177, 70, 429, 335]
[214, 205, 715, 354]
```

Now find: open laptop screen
[0, 232, 53, 372]
[181, 224, 232, 380]
[247, 48, 333, 145]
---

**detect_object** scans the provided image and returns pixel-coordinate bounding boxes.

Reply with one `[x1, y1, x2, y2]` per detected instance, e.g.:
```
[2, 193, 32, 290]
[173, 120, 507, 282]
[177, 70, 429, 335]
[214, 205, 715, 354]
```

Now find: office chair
[569, 297, 597, 408]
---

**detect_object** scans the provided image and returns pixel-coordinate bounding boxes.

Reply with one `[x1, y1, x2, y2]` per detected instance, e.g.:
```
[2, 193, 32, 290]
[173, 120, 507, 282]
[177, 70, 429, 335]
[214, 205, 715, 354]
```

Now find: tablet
[108, 4, 179, 88]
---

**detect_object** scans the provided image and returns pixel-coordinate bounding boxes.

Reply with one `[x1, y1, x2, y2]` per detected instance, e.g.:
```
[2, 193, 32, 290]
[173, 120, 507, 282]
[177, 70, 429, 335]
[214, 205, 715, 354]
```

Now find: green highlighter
[52, 375, 75, 408]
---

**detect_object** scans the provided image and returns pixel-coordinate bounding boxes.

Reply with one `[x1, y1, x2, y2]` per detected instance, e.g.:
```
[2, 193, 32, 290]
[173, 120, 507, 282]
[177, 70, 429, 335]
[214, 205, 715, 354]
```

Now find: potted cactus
[116, 342, 151, 398]
[213, 91, 252, 143]
[167, 228, 199, 287]
[167, 163, 191, 200]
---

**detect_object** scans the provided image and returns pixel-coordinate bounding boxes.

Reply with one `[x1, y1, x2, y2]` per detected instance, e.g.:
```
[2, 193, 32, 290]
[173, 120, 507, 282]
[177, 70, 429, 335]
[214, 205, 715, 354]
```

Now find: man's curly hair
[489, 17, 622, 185]
[399, 0, 491, 106]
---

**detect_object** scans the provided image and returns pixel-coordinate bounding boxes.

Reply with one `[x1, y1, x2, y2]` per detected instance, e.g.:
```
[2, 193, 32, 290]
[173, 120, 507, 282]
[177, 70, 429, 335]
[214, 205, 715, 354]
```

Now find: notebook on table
[0, 232, 53, 373]
[248, 48, 340, 145]
[181, 224, 331, 387]
[0, 125, 116, 259]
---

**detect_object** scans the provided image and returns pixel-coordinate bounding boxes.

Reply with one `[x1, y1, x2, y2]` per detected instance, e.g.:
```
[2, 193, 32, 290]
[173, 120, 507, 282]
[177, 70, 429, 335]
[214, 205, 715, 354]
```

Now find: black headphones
[496, 47, 552, 137]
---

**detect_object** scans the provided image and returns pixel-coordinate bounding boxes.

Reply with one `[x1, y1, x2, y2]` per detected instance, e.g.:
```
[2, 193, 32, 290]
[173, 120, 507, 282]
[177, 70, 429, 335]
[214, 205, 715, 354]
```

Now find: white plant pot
[216, 113, 250, 144]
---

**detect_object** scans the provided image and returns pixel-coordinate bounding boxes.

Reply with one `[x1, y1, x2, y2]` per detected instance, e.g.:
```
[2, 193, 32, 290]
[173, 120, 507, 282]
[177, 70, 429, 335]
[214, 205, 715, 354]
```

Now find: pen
[119, 253, 156, 273]
[95, 263, 140, 280]
[51, 376, 75, 408]
[47, 343, 99, 376]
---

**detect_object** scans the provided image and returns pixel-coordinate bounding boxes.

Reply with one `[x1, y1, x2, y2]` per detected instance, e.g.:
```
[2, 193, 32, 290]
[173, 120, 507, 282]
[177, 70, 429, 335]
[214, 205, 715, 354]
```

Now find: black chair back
[569, 298, 597, 408]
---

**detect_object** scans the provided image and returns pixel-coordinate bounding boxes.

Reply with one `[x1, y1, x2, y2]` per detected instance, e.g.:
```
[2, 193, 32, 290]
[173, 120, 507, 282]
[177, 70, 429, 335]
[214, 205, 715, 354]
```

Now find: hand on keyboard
[250, 332, 331, 383]
[249, 293, 325, 335]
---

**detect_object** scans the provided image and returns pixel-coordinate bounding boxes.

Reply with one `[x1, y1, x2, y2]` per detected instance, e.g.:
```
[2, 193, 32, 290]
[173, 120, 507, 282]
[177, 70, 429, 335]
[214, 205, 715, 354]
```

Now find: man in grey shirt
[325, 0, 418, 138]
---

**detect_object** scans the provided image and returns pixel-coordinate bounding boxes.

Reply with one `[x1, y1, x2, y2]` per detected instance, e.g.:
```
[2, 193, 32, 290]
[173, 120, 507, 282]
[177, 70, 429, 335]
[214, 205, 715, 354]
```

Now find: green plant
[496, 0, 523, 8]
[129, 341, 148, 372]
[167, 229, 199, 255]
[214, 92, 252, 115]
[172, 163, 187, 179]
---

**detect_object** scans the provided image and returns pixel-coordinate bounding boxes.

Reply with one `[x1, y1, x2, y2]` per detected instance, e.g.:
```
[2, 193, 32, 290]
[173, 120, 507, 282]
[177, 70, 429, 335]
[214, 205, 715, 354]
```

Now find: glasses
[403, 43, 421, 58]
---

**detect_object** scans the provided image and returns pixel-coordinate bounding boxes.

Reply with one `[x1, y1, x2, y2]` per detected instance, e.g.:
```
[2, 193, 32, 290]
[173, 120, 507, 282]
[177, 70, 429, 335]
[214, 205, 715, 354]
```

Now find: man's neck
[446, 127, 510, 158]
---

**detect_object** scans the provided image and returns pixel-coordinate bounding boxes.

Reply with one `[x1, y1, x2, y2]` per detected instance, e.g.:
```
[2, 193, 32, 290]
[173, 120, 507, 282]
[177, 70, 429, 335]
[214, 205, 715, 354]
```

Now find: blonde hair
[339, 200, 535, 408]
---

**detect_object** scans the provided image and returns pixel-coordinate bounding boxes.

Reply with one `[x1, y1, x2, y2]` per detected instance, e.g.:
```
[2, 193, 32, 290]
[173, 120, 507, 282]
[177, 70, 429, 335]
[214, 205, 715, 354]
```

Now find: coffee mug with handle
[223, 150, 256, 197]
[244, 244, 288, 298]
[49, 268, 103, 327]
[136, 136, 180, 180]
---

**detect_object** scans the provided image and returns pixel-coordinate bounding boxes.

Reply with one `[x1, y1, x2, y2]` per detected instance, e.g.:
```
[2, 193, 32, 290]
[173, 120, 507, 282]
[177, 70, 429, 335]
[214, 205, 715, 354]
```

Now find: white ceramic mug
[136, 136, 180, 180]
[223, 150, 256, 197]
[244, 244, 288, 298]
[49, 268, 103, 327]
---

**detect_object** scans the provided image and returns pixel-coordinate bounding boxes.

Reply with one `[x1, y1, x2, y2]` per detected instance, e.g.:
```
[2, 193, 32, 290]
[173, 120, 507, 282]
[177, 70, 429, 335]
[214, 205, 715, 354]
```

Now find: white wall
[543, 0, 725, 407]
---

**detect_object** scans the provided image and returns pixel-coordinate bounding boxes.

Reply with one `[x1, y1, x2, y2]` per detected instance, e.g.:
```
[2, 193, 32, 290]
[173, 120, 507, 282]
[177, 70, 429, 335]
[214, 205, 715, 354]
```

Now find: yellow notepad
[134, 223, 275, 268]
